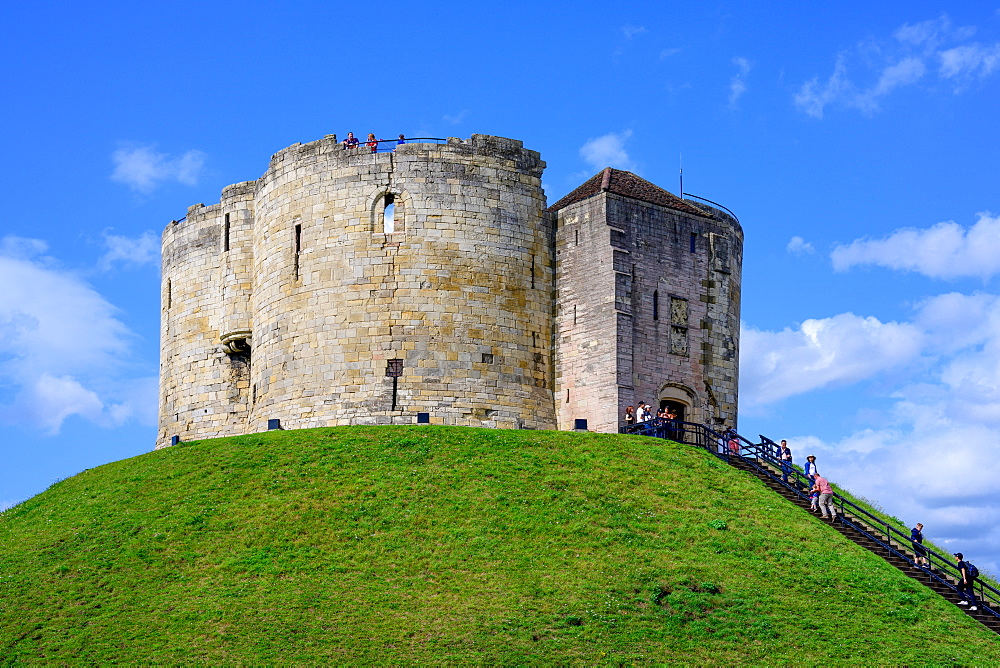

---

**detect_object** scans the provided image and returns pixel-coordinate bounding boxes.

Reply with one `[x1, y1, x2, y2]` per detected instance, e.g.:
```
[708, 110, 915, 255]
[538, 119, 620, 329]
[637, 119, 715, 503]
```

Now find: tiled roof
[548, 167, 710, 218]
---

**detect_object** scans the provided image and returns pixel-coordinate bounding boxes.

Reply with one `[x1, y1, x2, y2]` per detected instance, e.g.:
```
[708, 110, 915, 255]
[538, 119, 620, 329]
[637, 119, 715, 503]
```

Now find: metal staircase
[622, 418, 1000, 634]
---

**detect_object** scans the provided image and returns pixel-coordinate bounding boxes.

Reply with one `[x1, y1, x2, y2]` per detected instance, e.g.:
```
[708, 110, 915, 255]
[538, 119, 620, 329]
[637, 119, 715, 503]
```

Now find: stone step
[726, 453, 1000, 636]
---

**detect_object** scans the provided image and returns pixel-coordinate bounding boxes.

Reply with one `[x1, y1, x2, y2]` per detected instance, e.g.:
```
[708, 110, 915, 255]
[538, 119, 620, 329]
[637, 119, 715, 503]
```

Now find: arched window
[383, 194, 396, 234]
[372, 190, 405, 235]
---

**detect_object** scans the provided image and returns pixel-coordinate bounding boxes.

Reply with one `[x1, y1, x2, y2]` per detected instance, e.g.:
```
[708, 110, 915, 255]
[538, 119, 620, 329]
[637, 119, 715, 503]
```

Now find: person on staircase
[778, 440, 793, 484]
[812, 473, 837, 521]
[804, 455, 819, 483]
[910, 523, 929, 569]
[954, 553, 978, 611]
[808, 486, 820, 513]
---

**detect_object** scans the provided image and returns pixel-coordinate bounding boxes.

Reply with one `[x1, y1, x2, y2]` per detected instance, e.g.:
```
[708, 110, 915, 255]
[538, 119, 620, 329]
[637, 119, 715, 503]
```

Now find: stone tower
[159, 135, 552, 448]
[549, 168, 743, 433]
[158, 135, 742, 447]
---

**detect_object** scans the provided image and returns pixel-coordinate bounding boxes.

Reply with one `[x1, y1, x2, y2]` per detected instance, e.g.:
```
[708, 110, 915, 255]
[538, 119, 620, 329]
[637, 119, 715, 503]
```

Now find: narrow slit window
[565, 389, 570, 403]
[386, 358, 403, 410]
[575, 229, 579, 246]
[223, 213, 230, 252]
[294, 223, 302, 279]
[690, 232, 697, 253]
[383, 193, 395, 234]
[530, 255, 535, 289]
[653, 290, 659, 321]
[573, 304, 577, 325]
[166, 279, 171, 309]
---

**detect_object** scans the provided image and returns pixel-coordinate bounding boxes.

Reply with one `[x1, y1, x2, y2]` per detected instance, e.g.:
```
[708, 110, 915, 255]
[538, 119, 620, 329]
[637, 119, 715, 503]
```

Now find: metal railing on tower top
[340, 136, 448, 153]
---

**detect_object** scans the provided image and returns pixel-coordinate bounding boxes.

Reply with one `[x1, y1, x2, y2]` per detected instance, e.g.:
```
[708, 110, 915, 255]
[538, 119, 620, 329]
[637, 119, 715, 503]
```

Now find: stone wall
[159, 135, 742, 448]
[552, 196, 620, 431]
[552, 184, 742, 433]
[159, 135, 554, 448]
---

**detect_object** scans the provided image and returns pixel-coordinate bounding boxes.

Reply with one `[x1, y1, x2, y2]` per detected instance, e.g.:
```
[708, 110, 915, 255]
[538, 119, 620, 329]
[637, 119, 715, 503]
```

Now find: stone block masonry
[158, 135, 742, 447]
[550, 168, 742, 433]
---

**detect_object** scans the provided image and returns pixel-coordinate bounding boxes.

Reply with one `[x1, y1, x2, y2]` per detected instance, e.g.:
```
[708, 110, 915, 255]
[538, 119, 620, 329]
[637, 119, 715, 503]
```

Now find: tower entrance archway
[658, 399, 687, 422]
[658, 383, 698, 424]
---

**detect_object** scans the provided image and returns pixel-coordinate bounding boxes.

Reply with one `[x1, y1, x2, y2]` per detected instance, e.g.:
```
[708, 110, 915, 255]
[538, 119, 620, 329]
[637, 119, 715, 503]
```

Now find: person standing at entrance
[664, 406, 678, 441]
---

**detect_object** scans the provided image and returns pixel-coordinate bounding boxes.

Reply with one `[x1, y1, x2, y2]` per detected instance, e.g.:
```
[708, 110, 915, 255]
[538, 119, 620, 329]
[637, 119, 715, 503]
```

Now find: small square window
[482, 353, 494, 364]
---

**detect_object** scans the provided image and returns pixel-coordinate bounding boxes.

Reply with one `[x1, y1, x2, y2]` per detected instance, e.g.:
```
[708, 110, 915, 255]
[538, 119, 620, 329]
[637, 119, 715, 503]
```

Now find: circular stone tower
[158, 135, 553, 447]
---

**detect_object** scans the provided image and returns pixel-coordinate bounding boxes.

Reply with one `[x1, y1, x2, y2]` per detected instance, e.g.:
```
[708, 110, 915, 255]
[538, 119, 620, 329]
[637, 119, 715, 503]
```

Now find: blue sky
[3, 1, 1000, 572]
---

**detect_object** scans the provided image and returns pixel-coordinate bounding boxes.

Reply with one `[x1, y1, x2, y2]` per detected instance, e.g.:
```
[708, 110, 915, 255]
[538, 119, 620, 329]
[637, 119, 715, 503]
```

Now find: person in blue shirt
[804, 455, 818, 482]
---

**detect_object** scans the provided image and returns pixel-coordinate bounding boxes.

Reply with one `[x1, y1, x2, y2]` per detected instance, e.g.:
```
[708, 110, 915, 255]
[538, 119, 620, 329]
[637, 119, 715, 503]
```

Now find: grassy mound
[0, 426, 996, 663]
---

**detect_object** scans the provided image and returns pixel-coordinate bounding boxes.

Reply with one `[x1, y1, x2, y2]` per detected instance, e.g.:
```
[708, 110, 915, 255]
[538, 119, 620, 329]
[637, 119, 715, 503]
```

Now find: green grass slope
[1, 426, 997, 664]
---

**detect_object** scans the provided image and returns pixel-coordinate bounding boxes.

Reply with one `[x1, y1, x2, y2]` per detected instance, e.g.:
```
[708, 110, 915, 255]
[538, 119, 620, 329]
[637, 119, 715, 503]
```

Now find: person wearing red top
[812, 474, 837, 520]
[366, 133, 378, 153]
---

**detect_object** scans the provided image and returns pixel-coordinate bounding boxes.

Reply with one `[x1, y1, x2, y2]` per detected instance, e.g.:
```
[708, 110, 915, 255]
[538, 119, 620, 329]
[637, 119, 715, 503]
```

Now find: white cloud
[831, 212, 1000, 280]
[745, 290, 1000, 573]
[442, 110, 468, 125]
[740, 313, 923, 408]
[111, 144, 205, 193]
[11, 375, 106, 434]
[0, 236, 48, 259]
[796, 419, 1000, 574]
[728, 57, 751, 106]
[786, 236, 814, 255]
[659, 47, 681, 60]
[0, 237, 150, 434]
[795, 14, 997, 118]
[939, 42, 1000, 81]
[100, 230, 160, 270]
[893, 15, 970, 49]
[793, 58, 850, 119]
[579, 130, 635, 171]
[621, 25, 647, 40]
[871, 56, 926, 97]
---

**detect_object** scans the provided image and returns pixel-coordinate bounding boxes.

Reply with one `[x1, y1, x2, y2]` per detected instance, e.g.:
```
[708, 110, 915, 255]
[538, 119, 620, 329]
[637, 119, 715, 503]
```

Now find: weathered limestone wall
[159, 134, 742, 447]
[248, 134, 552, 434]
[553, 192, 742, 433]
[552, 195, 620, 432]
[159, 135, 553, 448]
[160, 204, 237, 444]
[619, 197, 742, 429]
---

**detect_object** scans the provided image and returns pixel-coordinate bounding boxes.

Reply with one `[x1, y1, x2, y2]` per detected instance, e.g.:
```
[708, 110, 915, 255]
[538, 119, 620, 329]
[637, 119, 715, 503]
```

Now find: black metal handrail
[623, 418, 999, 618]
[681, 193, 741, 226]
[341, 136, 448, 153]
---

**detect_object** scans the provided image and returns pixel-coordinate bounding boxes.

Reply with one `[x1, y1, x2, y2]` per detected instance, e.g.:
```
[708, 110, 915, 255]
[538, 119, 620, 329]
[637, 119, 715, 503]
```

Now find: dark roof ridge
[548, 167, 711, 218]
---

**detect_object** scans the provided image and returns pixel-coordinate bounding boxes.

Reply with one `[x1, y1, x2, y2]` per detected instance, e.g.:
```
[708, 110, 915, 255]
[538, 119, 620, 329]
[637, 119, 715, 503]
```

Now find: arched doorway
[658, 383, 698, 424]
[658, 398, 687, 422]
